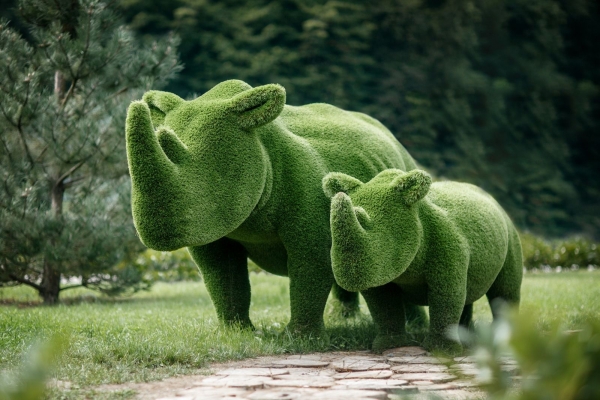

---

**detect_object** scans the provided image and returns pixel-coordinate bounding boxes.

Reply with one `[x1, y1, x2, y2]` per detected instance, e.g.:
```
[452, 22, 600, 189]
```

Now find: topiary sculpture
[323, 169, 523, 353]
[125, 79, 424, 338]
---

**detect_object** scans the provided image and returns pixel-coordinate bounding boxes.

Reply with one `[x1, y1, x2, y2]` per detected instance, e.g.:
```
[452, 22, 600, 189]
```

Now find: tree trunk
[51, 181, 64, 216]
[40, 261, 61, 305]
[42, 181, 64, 305]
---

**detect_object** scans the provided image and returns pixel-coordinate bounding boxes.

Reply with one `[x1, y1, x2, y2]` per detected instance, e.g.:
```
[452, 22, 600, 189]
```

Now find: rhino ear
[323, 172, 364, 198]
[142, 91, 184, 126]
[390, 170, 432, 206]
[229, 84, 286, 130]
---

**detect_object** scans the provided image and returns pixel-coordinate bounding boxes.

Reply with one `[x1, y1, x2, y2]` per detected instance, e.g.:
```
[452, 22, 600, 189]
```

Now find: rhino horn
[126, 100, 182, 250]
[329, 192, 371, 292]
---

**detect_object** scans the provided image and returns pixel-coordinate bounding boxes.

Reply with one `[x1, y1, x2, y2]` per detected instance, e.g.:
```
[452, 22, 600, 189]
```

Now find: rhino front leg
[284, 239, 333, 341]
[362, 283, 412, 352]
[425, 285, 465, 355]
[189, 238, 253, 329]
[286, 263, 332, 341]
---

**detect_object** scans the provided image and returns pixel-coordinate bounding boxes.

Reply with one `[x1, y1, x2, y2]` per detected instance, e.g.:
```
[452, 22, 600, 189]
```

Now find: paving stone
[418, 383, 456, 391]
[147, 351, 491, 400]
[393, 372, 457, 383]
[286, 354, 324, 360]
[274, 374, 334, 381]
[312, 389, 389, 399]
[388, 356, 450, 364]
[285, 368, 336, 377]
[266, 378, 335, 388]
[334, 378, 409, 390]
[391, 363, 449, 373]
[331, 359, 391, 371]
[269, 359, 330, 368]
[195, 375, 272, 388]
[384, 346, 428, 357]
[411, 380, 435, 386]
[247, 388, 319, 399]
[332, 355, 387, 362]
[216, 368, 289, 376]
[176, 387, 249, 397]
[332, 370, 394, 380]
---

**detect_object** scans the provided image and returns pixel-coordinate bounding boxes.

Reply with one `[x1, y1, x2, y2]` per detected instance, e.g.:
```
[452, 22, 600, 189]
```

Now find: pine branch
[56, 159, 85, 186]
[8, 273, 42, 291]
[59, 284, 84, 292]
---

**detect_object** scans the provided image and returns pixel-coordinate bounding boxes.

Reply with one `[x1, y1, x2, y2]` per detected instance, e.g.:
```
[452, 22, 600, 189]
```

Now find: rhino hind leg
[486, 227, 523, 319]
[405, 302, 429, 331]
[459, 303, 474, 330]
[329, 282, 360, 318]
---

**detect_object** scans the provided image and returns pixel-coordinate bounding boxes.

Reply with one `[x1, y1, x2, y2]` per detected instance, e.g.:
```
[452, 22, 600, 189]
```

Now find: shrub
[520, 232, 598, 270]
[134, 249, 201, 282]
[133, 249, 269, 282]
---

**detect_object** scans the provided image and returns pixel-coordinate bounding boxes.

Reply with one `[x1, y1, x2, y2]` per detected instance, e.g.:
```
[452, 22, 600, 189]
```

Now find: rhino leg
[330, 282, 360, 318]
[362, 283, 412, 352]
[425, 284, 465, 355]
[281, 226, 333, 342]
[405, 302, 429, 331]
[286, 257, 332, 341]
[486, 226, 523, 319]
[189, 238, 253, 329]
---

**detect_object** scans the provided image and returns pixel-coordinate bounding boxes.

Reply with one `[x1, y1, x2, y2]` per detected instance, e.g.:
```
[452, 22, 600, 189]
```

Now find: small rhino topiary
[125, 80, 427, 340]
[323, 169, 523, 353]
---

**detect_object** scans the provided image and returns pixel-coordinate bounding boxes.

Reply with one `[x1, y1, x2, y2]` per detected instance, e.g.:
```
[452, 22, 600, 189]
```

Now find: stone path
[103, 347, 518, 400]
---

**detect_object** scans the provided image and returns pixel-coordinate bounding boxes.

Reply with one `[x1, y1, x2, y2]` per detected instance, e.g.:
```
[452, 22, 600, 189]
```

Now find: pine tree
[0, 0, 181, 304]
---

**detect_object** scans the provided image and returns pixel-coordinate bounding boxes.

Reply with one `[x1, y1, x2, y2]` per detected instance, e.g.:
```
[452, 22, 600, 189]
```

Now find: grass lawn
[1, 270, 600, 398]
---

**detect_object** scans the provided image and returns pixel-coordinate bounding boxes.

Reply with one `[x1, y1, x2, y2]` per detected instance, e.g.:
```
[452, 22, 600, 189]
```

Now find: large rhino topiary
[125, 79, 422, 338]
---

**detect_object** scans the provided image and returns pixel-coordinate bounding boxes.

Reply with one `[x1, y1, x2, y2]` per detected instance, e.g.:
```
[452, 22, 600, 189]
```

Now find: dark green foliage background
[2, 0, 597, 238]
[112, 0, 599, 239]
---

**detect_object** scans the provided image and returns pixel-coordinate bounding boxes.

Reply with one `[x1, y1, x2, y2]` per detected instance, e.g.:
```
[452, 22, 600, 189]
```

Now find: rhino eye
[354, 206, 372, 230]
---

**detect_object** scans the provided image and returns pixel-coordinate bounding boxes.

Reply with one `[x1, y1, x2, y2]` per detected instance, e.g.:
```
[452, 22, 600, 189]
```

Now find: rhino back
[278, 103, 416, 181]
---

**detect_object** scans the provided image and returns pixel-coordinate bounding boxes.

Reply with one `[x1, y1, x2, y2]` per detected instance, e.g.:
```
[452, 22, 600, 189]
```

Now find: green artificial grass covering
[126, 79, 420, 338]
[324, 169, 523, 353]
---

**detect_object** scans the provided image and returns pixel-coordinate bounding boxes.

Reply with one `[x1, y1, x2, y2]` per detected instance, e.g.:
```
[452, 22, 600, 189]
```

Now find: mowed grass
[1, 271, 600, 395]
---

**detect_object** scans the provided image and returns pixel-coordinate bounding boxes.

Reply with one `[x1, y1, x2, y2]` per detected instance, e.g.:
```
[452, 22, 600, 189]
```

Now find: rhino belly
[244, 242, 289, 276]
[394, 283, 429, 306]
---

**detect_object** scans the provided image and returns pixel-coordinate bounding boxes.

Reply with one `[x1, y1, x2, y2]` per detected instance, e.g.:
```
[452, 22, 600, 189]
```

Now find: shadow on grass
[0, 292, 201, 308]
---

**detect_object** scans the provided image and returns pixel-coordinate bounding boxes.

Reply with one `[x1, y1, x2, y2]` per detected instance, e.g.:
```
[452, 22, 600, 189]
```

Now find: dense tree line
[118, 0, 599, 238]
[2, 0, 598, 239]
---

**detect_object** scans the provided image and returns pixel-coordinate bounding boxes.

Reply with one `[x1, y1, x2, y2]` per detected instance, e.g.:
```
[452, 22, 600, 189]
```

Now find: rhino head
[322, 169, 432, 292]
[126, 80, 285, 251]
